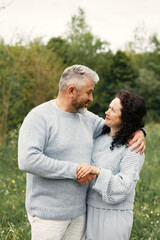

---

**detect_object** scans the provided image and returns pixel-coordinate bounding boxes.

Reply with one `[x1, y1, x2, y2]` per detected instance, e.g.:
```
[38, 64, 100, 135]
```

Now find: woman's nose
[105, 109, 109, 115]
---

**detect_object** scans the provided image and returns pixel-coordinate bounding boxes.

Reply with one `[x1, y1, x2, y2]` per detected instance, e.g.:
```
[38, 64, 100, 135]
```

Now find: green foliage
[0, 123, 159, 239]
[110, 50, 138, 90]
[47, 37, 69, 66]
[88, 51, 114, 117]
[17, 40, 62, 109]
[64, 8, 109, 68]
[135, 69, 160, 122]
[89, 50, 138, 117]
[0, 39, 63, 145]
[150, 33, 160, 54]
[0, 7, 160, 146]
[0, 40, 24, 145]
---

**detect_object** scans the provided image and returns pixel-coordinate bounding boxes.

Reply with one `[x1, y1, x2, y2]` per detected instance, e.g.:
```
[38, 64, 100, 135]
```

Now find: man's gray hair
[59, 65, 99, 91]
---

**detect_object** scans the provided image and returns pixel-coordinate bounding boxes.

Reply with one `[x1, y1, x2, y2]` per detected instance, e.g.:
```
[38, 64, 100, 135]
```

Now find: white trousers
[28, 214, 86, 240]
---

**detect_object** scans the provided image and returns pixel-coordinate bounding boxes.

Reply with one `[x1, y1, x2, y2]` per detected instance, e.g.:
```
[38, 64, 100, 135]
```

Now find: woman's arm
[77, 149, 144, 204]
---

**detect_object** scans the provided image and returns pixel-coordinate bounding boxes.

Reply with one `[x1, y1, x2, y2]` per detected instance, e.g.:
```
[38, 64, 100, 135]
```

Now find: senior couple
[18, 65, 147, 240]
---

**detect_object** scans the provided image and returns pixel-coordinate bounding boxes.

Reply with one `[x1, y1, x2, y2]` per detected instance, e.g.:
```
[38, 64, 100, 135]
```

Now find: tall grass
[0, 130, 30, 239]
[131, 123, 160, 240]
[0, 123, 160, 239]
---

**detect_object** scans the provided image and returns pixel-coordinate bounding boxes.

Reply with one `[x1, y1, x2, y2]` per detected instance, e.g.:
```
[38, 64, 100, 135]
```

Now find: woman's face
[105, 97, 122, 131]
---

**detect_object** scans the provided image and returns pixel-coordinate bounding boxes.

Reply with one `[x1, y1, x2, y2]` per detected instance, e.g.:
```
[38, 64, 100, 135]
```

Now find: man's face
[72, 78, 94, 112]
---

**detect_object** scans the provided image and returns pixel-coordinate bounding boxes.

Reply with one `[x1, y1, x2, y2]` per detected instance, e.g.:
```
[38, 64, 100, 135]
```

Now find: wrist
[96, 167, 100, 176]
[139, 128, 147, 137]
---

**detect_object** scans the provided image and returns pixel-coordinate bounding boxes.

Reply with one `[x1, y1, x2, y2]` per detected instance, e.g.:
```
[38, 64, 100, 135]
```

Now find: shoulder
[31, 100, 54, 114]
[22, 100, 54, 126]
[123, 143, 145, 167]
[82, 110, 104, 124]
[127, 142, 145, 159]
[94, 133, 111, 144]
[27, 100, 54, 118]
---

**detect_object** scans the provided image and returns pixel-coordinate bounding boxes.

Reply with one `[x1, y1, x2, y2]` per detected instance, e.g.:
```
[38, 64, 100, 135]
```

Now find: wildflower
[157, 221, 159, 223]
[13, 188, 16, 191]
[12, 180, 15, 184]
[157, 213, 159, 216]
[4, 190, 9, 195]
[150, 222, 153, 224]
[22, 190, 25, 193]
[150, 211, 153, 214]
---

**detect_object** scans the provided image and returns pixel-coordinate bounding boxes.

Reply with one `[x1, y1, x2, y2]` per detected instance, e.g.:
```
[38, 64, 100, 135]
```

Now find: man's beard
[72, 100, 88, 114]
[78, 107, 87, 114]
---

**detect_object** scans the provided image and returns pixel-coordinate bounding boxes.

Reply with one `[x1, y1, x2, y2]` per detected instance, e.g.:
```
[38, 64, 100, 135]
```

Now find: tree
[64, 8, 109, 68]
[47, 37, 69, 66]
[88, 50, 114, 116]
[150, 33, 160, 54]
[110, 50, 138, 91]
[125, 25, 154, 53]
[19, 40, 62, 109]
[0, 40, 25, 145]
[126, 31, 160, 122]
[0, 39, 63, 146]
[135, 69, 160, 121]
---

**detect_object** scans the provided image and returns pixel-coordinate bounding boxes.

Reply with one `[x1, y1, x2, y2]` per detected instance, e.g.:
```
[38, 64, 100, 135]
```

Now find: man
[18, 65, 145, 240]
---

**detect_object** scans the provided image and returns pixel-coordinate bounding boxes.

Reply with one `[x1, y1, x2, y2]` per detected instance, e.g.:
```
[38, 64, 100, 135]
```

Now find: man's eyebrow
[88, 89, 94, 92]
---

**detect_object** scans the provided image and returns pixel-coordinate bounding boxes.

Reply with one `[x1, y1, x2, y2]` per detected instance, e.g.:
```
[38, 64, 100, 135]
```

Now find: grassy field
[0, 123, 160, 239]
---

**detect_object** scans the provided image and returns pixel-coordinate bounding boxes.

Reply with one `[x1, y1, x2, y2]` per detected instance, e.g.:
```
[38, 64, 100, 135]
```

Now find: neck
[109, 127, 119, 137]
[56, 95, 77, 113]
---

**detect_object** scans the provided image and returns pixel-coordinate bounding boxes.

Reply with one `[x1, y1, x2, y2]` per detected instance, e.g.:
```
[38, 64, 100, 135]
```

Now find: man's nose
[89, 94, 93, 102]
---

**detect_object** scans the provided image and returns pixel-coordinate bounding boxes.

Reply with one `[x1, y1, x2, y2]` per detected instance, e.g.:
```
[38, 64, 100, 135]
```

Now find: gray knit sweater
[87, 134, 145, 210]
[18, 100, 104, 220]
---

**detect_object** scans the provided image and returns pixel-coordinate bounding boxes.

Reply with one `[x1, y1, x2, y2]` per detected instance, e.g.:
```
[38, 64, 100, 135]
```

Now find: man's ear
[68, 86, 75, 97]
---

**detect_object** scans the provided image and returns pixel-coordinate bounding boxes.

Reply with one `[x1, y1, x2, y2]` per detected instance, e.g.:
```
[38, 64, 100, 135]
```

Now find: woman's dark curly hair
[102, 90, 147, 150]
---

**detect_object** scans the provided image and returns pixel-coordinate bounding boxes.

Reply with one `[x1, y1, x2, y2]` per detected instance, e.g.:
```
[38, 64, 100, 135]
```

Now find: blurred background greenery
[0, 7, 160, 240]
[0, 8, 160, 147]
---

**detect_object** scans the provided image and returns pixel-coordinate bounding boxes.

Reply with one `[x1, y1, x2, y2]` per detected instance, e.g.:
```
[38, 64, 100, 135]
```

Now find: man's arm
[89, 112, 146, 154]
[18, 110, 78, 180]
[128, 130, 146, 154]
[76, 174, 95, 185]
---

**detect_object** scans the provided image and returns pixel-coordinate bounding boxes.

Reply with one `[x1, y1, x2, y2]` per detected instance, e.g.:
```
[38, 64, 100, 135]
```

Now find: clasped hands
[76, 130, 146, 186]
[76, 163, 100, 185]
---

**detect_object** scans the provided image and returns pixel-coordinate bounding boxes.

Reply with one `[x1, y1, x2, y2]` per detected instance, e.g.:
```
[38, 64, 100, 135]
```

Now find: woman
[77, 90, 147, 240]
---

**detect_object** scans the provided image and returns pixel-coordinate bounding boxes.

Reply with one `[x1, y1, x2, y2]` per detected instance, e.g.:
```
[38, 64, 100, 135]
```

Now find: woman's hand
[77, 163, 100, 179]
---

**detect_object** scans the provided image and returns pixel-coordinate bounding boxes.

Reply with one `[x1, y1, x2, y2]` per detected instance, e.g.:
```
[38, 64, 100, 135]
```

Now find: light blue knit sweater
[18, 100, 104, 220]
[87, 134, 145, 210]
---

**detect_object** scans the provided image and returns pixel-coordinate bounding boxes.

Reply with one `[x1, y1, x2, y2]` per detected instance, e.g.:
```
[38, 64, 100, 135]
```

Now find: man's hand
[76, 173, 95, 185]
[128, 130, 146, 154]
[77, 163, 100, 179]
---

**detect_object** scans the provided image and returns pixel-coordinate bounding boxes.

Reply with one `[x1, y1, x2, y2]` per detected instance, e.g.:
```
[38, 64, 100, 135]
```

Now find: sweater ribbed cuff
[68, 163, 79, 180]
[92, 168, 112, 194]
